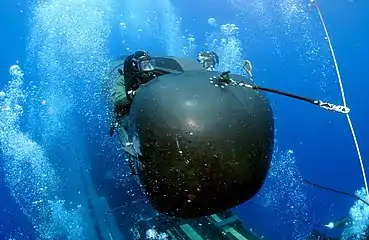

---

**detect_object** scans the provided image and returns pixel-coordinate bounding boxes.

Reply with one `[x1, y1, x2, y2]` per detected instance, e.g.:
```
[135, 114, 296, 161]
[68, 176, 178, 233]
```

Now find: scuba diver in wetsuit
[306, 217, 369, 239]
[305, 218, 348, 239]
[197, 51, 219, 71]
[110, 50, 155, 132]
[109, 50, 157, 162]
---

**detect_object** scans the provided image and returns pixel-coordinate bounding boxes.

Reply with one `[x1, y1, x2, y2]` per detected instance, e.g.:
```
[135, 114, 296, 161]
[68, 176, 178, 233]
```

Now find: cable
[295, 174, 369, 207]
[215, 71, 349, 114]
[312, 0, 369, 201]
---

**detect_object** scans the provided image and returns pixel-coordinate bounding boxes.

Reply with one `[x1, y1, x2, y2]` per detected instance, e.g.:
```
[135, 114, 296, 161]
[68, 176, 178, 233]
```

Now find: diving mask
[132, 51, 155, 71]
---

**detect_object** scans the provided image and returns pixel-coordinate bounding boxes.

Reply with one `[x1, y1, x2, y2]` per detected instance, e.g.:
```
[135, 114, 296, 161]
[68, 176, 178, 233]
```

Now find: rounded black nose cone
[129, 70, 274, 218]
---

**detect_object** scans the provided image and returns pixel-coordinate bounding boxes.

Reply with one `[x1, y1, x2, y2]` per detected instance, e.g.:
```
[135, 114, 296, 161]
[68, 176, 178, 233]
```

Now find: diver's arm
[111, 75, 127, 105]
[110, 75, 131, 136]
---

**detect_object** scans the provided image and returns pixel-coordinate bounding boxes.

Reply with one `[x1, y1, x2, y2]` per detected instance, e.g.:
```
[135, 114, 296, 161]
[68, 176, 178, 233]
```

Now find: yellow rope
[312, 0, 369, 200]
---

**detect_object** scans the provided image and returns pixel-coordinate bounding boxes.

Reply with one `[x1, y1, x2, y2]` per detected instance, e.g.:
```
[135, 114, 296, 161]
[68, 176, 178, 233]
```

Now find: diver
[323, 217, 369, 239]
[110, 50, 155, 130]
[306, 217, 369, 239]
[109, 50, 157, 166]
[196, 51, 219, 71]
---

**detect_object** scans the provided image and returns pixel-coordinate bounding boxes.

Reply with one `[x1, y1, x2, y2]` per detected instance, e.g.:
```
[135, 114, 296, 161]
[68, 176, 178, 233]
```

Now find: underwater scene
[1, 0, 369, 239]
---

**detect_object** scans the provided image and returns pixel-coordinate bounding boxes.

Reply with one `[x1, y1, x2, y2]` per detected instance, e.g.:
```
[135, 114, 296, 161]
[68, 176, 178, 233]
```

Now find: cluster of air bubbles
[226, 0, 333, 91]
[205, 23, 242, 74]
[256, 149, 311, 239]
[0, 64, 86, 239]
[160, 11, 184, 56]
[226, 0, 272, 32]
[341, 188, 369, 239]
[207, 17, 218, 27]
[9, 64, 24, 78]
[28, 0, 112, 132]
[119, 0, 185, 56]
[145, 228, 168, 240]
[119, 21, 127, 30]
[278, 0, 329, 74]
[0, 64, 25, 126]
[117, 8, 152, 40]
[187, 34, 195, 43]
[181, 33, 197, 57]
[43, 199, 85, 239]
[26, 6, 115, 230]
[220, 23, 239, 36]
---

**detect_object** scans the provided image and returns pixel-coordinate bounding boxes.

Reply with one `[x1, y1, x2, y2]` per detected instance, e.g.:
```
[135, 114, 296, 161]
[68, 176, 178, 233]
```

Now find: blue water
[1, 0, 369, 239]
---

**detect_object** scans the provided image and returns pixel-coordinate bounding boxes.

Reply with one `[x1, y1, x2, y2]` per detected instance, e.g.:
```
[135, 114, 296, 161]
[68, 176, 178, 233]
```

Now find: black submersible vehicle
[101, 52, 348, 239]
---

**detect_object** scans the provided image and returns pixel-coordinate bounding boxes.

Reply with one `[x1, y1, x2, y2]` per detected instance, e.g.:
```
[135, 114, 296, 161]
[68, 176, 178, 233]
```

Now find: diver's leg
[109, 101, 130, 137]
[116, 115, 137, 157]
